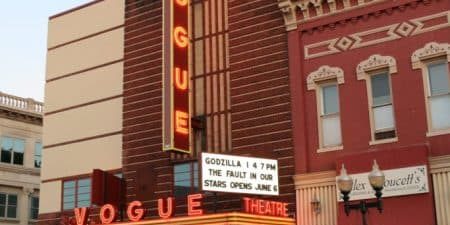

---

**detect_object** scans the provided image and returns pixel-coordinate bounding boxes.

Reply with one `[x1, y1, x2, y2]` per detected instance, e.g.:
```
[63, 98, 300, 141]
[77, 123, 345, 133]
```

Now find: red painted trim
[49, 0, 105, 20]
[45, 94, 123, 116]
[44, 131, 122, 149]
[287, 30, 308, 173]
[46, 59, 123, 83]
[48, 25, 124, 51]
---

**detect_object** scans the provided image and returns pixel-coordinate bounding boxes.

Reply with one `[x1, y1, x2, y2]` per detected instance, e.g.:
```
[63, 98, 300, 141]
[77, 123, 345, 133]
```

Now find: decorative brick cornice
[357, 54, 397, 80]
[304, 10, 450, 59]
[277, 0, 386, 31]
[411, 42, 450, 69]
[278, 0, 298, 31]
[277, 0, 441, 33]
[307, 65, 345, 90]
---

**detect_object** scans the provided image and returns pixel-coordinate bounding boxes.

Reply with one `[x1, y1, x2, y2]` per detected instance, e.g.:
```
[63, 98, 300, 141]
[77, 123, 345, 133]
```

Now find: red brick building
[279, 0, 450, 224]
[40, 0, 295, 224]
[40, 0, 449, 225]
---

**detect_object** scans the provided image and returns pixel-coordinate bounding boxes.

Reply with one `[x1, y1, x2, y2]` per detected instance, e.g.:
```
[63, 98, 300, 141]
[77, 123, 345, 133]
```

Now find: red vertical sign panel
[162, 0, 190, 153]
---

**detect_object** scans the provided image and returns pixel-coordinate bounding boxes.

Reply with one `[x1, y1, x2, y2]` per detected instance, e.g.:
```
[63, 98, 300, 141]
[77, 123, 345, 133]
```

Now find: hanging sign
[201, 153, 279, 196]
[162, 0, 190, 153]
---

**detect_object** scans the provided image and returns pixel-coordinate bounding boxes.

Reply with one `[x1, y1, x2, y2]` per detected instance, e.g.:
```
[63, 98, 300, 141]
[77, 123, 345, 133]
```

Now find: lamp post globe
[337, 164, 353, 194]
[368, 160, 385, 191]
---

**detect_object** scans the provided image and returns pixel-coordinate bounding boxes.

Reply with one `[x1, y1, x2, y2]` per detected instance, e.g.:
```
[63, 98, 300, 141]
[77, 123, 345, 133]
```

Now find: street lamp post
[337, 160, 385, 225]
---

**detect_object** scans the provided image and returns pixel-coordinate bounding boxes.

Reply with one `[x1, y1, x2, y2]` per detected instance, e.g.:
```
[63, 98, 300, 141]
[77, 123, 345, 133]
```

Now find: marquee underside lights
[162, 0, 191, 153]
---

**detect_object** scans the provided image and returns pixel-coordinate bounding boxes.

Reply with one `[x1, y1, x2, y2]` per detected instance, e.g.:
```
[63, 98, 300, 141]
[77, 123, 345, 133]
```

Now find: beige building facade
[0, 92, 43, 225]
[40, 0, 124, 222]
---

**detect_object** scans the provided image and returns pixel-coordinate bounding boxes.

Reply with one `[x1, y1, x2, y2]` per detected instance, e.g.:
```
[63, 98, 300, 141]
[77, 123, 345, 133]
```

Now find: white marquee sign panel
[201, 153, 279, 196]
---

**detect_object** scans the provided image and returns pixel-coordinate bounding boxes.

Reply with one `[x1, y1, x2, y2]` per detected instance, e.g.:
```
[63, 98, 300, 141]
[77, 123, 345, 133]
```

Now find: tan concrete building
[0, 92, 43, 225]
[40, 0, 124, 223]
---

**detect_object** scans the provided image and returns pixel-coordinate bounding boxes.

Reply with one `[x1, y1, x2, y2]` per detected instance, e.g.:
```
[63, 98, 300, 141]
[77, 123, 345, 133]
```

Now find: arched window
[356, 54, 398, 144]
[411, 42, 450, 136]
[307, 66, 345, 152]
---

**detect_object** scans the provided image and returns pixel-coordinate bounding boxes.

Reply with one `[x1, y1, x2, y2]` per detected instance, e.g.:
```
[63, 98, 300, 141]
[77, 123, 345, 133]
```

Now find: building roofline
[49, 0, 104, 20]
[0, 92, 43, 125]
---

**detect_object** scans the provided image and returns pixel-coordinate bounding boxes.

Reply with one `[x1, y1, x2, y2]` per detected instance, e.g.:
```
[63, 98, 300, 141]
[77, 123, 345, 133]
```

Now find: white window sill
[317, 145, 343, 153]
[427, 129, 450, 137]
[369, 137, 398, 145]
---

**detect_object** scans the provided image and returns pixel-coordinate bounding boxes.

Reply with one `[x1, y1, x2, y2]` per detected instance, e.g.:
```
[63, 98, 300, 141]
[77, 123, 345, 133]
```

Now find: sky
[0, 1, 91, 102]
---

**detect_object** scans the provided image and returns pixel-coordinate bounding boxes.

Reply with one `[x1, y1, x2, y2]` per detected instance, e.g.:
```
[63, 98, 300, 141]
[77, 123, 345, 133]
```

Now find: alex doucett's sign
[201, 153, 279, 196]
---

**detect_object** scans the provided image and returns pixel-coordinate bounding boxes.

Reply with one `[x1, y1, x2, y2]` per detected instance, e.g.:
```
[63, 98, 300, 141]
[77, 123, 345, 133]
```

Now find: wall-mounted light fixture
[310, 195, 321, 214]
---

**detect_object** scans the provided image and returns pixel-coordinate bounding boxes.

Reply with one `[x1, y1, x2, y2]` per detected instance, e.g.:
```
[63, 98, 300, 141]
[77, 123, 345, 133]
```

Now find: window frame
[61, 177, 92, 211]
[357, 54, 398, 145]
[34, 142, 42, 168]
[366, 69, 397, 144]
[307, 65, 345, 153]
[411, 42, 450, 137]
[29, 196, 39, 221]
[173, 161, 199, 197]
[0, 136, 26, 166]
[0, 193, 18, 220]
[316, 80, 343, 151]
[422, 58, 450, 135]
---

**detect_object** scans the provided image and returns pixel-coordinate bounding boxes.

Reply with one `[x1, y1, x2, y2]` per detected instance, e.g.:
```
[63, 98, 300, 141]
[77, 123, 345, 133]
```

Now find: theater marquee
[162, 0, 191, 153]
[201, 153, 280, 196]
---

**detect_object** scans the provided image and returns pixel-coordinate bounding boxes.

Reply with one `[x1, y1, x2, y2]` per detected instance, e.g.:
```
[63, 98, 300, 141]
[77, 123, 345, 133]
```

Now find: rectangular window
[29, 196, 39, 220]
[77, 179, 91, 208]
[0, 193, 17, 219]
[63, 178, 91, 210]
[370, 72, 396, 140]
[427, 62, 450, 130]
[320, 83, 342, 148]
[1, 137, 25, 165]
[174, 162, 198, 197]
[34, 142, 42, 168]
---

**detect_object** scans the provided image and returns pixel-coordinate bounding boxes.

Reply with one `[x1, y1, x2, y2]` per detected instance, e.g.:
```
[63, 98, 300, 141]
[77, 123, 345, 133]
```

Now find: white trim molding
[356, 54, 398, 80]
[429, 155, 450, 225]
[307, 65, 345, 90]
[411, 42, 450, 69]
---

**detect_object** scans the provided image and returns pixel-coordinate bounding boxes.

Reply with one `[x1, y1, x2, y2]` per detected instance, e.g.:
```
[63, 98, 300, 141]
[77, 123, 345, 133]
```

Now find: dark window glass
[1, 137, 13, 164]
[6, 194, 17, 218]
[428, 62, 450, 96]
[174, 162, 198, 197]
[34, 143, 42, 168]
[0, 193, 5, 217]
[322, 84, 339, 115]
[13, 139, 24, 165]
[371, 73, 391, 106]
[30, 197, 39, 220]
[0, 137, 25, 165]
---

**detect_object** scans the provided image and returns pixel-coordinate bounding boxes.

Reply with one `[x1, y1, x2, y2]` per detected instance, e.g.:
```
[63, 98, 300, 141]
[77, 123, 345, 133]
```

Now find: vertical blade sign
[163, 0, 190, 153]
